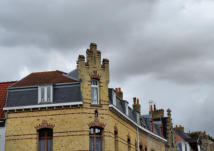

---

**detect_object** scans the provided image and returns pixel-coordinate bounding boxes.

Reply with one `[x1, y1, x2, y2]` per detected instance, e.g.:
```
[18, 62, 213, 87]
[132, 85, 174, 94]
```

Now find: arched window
[91, 79, 99, 104]
[89, 127, 103, 151]
[114, 130, 118, 151]
[128, 138, 131, 151]
[135, 142, 137, 151]
[38, 128, 53, 151]
[139, 144, 143, 151]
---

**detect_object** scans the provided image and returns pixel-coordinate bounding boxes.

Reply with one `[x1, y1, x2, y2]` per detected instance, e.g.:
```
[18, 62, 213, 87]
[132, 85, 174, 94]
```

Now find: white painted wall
[0, 126, 5, 151]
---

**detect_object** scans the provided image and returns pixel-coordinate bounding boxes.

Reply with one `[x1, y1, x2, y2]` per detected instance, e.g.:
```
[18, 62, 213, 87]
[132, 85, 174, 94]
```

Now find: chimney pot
[133, 97, 136, 104]
[137, 98, 139, 104]
[133, 97, 136, 102]
[115, 88, 123, 100]
[154, 104, 156, 111]
[150, 105, 153, 112]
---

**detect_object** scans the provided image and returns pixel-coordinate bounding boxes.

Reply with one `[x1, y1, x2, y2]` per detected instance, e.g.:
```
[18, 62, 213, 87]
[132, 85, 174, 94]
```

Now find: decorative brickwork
[90, 70, 101, 80]
[88, 118, 105, 128]
[34, 120, 55, 130]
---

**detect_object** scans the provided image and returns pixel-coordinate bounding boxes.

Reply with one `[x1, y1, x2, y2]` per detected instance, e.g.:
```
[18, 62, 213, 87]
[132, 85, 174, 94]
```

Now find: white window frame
[91, 79, 99, 105]
[125, 102, 129, 116]
[38, 85, 53, 103]
[112, 90, 116, 106]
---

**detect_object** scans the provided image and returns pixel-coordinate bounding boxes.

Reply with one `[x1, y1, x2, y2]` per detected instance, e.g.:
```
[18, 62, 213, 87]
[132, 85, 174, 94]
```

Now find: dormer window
[91, 79, 99, 104]
[125, 102, 129, 116]
[38, 85, 53, 103]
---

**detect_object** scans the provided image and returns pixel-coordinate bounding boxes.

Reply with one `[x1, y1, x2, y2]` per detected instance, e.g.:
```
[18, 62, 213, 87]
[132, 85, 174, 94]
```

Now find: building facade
[174, 125, 191, 151]
[145, 104, 177, 151]
[0, 81, 16, 151]
[4, 43, 166, 151]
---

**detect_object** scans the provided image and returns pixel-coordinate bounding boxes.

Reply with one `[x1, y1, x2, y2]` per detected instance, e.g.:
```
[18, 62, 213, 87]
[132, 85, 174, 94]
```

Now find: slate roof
[6, 83, 82, 107]
[12, 70, 77, 87]
[108, 88, 164, 138]
[174, 129, 191, 142]
[0, 81, 16, 118]
[68, 68, 79, 80]
[108, 88, 137, 123]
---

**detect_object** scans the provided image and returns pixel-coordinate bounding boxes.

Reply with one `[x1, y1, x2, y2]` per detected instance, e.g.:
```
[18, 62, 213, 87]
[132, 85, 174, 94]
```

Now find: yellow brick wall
[5, 106, 165, 151]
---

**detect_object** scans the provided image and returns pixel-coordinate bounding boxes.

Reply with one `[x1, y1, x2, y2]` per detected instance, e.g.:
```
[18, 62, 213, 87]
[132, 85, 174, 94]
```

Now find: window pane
[39, 130, 45, 137]
[90, 128, 94, 135]
[91, 87, 98, 104]
[41, 87, 45, 102]
[95, 128, 101, 134]
[96, 137, 102, 151]
[39, 139, 45, 151]
[47, 86, 51, 102]
[90, 137, 94, 151]
[91, 80, 98, 86]
[48, 139, 53, 151]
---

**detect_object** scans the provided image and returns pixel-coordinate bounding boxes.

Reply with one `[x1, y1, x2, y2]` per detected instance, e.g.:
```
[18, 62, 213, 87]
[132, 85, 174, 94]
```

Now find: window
[128, 138, 131, 151]
[38, 128, 53, 151]
[91, 79, 99, 104]
[38, 86, 53, 103]
[139, 145, 143, 151]
[89, 127, 103, 151]
[112, 90, 116, 106]
[135, 142, 137, 151]
[114, 131, 118, 151]
[125, 102, 129, 116]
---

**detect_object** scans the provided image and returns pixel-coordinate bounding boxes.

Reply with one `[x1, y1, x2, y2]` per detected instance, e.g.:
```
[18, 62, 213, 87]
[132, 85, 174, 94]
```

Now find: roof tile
[12, 70, 77, 87]
[0, 81, 16, 119]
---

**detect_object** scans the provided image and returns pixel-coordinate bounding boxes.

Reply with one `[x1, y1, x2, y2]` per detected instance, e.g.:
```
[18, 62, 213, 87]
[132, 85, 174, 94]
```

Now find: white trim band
[3, 102, 83, 111]
[109, 104, 167, 142]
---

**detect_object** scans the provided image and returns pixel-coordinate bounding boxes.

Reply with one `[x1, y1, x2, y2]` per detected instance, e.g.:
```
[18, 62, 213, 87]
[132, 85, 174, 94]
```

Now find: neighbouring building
[200, 133, 214, 151]
[187, 131, 214, 151]
[3, 43, 167, 151]
[174, 125, 191, 151]
[144, 104, 177, 151]
[0, 81, 16, 151]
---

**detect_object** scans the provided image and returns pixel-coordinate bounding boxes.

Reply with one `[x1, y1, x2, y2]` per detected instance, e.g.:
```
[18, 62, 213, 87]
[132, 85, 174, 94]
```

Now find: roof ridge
[0, 81, 17, 84]
[30, 70, 66, 74]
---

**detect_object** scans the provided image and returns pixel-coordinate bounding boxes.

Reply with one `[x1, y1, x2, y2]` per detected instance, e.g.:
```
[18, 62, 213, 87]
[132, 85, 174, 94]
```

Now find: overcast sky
[1, 0, 214, 136]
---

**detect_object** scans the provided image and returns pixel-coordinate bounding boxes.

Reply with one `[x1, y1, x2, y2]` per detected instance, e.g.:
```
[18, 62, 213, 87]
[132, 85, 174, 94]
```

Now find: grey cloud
[0, 0, 156, 50]
[1, 0, 214, 137]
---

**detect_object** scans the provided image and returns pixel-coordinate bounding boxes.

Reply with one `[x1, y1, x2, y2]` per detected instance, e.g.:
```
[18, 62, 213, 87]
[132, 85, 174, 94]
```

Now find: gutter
[109, 104, 167, 143]
[3, 102, 83, 111]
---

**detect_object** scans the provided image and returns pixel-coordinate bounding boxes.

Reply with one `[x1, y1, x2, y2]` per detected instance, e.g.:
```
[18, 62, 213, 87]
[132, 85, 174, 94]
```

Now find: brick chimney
[132, 97, 141, 114]
[174, 125, 184, 133]
[115, 88, 123, 100]
[149, 104, 164, 119]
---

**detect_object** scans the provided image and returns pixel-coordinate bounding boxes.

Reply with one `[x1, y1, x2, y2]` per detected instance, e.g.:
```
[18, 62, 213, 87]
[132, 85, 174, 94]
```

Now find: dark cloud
[0, 0, 214, 137]
[0, 0, 157, 50]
